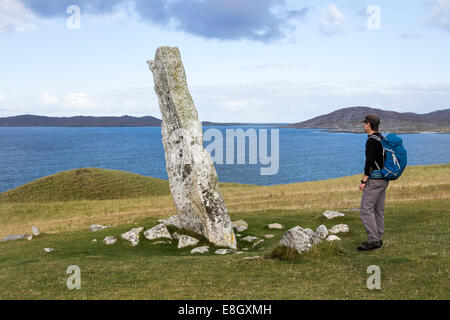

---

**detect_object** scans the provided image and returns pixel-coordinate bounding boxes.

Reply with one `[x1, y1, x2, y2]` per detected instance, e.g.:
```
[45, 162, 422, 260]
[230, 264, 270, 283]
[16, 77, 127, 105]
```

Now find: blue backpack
[370, 133, 407, 180]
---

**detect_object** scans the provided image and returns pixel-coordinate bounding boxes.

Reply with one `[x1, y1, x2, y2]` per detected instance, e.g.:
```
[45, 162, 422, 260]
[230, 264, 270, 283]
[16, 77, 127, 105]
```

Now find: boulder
[147, 47, 236, 249]
[144, 224, 172, 241]
[104, 236, 117, 245]
[268, 223, 283, 229]
[326, 235, 341, 241]
[215, 249, 234, 255]
[31, 226, 40, 236]
[323, 210, 345, 220]
[0, 234, 27, 242]
[121, 227, 144, 246]
[232, 220, 248, 232]
[278, 226, 320, 254]
[89, 224, 109, 232]
[177, 235, 199, 248]
[191, 246, 209, 254]
[315, 225, 329, 239]
[241, 236, 258, 242]
[329, 224, 350, 235]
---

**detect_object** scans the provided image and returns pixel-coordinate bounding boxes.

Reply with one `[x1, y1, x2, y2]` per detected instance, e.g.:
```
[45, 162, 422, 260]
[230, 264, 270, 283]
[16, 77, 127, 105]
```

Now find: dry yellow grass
[0, 164, 448, 238]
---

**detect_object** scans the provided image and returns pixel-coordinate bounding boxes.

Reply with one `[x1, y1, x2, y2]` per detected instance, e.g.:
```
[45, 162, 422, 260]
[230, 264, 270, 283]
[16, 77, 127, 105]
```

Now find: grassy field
[0, 164, 449, 299]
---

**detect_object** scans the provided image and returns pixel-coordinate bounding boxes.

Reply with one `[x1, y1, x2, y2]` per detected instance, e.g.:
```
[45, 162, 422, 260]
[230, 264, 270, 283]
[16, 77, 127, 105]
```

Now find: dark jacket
[364, 132, 385, 178]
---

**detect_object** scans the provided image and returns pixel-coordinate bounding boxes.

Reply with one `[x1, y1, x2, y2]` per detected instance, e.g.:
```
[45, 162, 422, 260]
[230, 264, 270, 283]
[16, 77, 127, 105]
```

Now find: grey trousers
[360, 178, 389, 242]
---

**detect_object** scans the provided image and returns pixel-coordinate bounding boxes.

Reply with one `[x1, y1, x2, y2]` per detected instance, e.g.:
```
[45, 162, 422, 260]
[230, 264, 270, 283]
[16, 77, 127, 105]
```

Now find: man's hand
[359, 183, 366, 191]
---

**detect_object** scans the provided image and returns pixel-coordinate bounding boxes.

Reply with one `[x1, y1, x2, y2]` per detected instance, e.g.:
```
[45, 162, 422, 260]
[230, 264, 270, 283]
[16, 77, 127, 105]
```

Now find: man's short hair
[362, 114, 380, 131]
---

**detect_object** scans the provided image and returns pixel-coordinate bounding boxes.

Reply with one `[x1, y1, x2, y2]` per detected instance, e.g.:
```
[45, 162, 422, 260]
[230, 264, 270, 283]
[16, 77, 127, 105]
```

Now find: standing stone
[147, 47, 236, 249]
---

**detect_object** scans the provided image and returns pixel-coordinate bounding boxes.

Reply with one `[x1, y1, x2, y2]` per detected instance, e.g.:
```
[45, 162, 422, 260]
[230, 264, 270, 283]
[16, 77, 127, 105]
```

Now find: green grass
[0, 164, 449, 299]
[0, 168, 170, 202]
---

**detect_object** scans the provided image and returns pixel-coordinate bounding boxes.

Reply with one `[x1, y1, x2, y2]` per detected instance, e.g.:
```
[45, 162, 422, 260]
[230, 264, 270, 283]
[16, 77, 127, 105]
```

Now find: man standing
[358, 114, 389, 251]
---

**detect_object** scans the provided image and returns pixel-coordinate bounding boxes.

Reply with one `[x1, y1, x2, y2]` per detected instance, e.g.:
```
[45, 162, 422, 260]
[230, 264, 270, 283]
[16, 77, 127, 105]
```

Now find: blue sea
[0, 126, 449, 193]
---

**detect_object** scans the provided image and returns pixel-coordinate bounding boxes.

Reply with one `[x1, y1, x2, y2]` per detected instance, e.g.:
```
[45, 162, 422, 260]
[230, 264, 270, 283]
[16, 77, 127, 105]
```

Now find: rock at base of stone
[326, 235, 341, 241]
[177, 235, 199, 248]
[215, 249, 234, 255]
[121, 227, 144, 246]
[104, 236, 117, 245]
[191, 246, 209, 254]
[315, 225, 329, 239]
[329, 224, 349, 235]
[268, 223, 283, 229]
[278, 226, 320, 254]
[89, 224, 109, 232]
[241, 236, 258, 242]
[323, 210, 345, 220]
[232, 220, 248, 232]
[144, 224, 172, 241]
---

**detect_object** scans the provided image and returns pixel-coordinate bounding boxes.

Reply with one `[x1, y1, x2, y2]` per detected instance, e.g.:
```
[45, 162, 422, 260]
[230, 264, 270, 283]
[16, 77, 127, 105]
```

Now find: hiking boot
[357, 241, 381, 251]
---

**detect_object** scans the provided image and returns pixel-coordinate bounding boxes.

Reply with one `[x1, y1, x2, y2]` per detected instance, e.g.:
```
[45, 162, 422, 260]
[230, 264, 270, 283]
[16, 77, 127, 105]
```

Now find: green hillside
[0, 168, 170, 203]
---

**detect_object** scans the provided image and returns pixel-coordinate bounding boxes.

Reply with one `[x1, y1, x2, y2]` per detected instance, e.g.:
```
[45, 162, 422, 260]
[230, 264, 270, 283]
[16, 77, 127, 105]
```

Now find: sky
[0, 0, 449, 122]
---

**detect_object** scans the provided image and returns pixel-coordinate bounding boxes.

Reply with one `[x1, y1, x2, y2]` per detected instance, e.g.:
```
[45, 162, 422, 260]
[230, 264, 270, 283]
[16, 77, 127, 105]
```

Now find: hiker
[358, 114, 389, 251]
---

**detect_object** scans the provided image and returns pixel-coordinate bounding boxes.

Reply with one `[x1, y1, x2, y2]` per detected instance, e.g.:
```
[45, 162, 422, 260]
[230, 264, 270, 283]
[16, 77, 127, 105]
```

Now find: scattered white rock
[329, 224, 350, 235]
[92, 239, 97, 243]
[191, 246, 209, 254]
[177, 235, 199, 248]
[89, 224, 109, 232]
[326, 235, 341, 242]
[144, 224, 172, 241]
[243, 256, 261, 260]
[121, 227, 144, 247]
[268, 223, 283, 229]
[104, 236, 117, 245]
[252, 239, 264, 249]
[264, 234, 275, 239]
[27, 235, 33, 241]
[241, 236, 258, 242]
[0, 234, 27, 242]
[215, 249, 234, 255]
[323, 210, 345, 220]
[31, 226, 40, 236]
[44, 248, 54, 253]
[278, 226, 320, 254]
[235, 234, 242, 237]
[171, 232, 181, 240]
[242, 248, 249, 251]
[315, 225, 329, 240]
[232, 220, 248, 232]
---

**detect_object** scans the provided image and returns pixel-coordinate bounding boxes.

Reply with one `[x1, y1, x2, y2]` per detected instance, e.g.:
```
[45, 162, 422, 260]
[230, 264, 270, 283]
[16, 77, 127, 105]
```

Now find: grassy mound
[0, 168, 170, 202]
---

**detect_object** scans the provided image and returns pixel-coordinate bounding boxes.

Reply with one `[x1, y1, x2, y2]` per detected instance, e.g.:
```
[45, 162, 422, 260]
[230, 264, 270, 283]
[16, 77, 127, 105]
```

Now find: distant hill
[286, 107, 450, 133]
[0, 115, 162, 127]
[0, 115, 274, 127]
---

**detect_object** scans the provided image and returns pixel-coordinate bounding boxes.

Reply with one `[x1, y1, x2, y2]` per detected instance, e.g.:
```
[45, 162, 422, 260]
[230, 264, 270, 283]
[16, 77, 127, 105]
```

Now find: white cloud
[319, 4, 346, 36]
[0, 0, 39, 32]
[219, 99, 262, 111]
[429, 0, 450, 32]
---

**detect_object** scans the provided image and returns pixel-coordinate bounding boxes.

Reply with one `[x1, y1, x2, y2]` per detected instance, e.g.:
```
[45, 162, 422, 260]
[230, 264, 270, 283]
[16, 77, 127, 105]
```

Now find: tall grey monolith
[147, 47, 236, 249]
